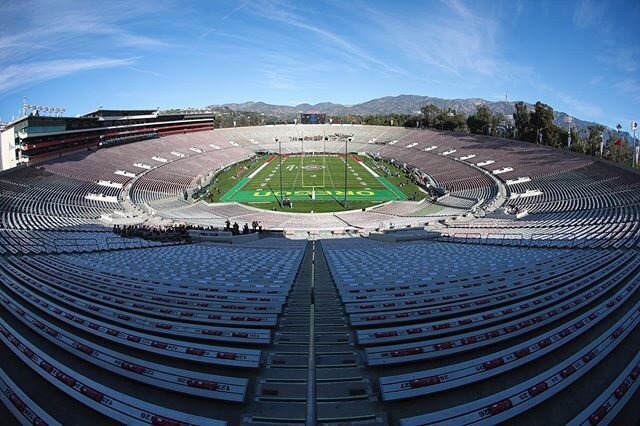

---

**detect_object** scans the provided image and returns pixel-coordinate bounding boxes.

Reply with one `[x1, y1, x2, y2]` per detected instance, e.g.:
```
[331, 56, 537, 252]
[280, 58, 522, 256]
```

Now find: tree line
[332, 102, 635, 168]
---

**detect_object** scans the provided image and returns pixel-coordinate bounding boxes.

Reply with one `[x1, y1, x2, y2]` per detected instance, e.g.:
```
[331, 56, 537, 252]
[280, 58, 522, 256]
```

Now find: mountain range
[211, 94, 600, 132]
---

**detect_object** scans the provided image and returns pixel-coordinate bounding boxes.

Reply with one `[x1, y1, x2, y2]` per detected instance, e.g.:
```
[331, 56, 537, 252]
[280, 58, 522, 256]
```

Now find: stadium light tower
[344, 136, 352, 208]
[564, 116, 573, 150]
[22, 97, 65, 118]
[275, 137, 283, 205]
[632, 120, 638, 167]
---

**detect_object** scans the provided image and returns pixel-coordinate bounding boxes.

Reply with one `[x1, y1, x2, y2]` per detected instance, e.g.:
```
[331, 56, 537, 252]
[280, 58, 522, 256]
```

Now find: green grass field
[206, 154, 424, 213]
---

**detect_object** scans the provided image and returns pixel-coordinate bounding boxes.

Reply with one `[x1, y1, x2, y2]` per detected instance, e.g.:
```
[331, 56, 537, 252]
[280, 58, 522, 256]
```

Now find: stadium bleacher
[0, 124, 639, 424]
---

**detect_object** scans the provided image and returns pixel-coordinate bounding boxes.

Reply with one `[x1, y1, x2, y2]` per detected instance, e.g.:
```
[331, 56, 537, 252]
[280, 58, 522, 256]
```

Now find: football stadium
[1, 1, 640, 426]
[1, 116, 639, 425]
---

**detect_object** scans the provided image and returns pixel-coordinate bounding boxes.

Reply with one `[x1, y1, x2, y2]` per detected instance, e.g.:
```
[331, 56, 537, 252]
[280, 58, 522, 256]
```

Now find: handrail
[305, 241, 317, 425]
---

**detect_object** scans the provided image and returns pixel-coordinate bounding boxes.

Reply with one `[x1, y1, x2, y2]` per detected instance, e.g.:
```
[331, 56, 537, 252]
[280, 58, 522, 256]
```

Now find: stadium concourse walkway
[243, 240, 385, 425]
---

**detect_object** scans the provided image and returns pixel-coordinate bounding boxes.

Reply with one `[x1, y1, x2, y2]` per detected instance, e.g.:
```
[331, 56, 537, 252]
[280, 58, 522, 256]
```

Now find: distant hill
[211, 94, 600, 131]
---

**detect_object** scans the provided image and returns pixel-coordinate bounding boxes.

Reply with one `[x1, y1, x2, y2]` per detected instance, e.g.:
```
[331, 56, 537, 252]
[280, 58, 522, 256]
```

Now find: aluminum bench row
[380, 266, 640, 400]
[0, 319, 226, 426]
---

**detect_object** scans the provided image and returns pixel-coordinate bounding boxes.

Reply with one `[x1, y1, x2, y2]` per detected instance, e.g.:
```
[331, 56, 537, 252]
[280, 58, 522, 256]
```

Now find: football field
[220, 154, 406, 204]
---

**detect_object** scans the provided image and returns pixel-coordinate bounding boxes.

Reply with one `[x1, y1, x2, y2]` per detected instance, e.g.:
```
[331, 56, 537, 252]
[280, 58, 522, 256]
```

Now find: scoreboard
[300, 113, 327, 124]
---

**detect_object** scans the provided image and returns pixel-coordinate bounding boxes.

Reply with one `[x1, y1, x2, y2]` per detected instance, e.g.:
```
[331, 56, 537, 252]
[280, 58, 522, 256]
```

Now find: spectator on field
[242, 223, 250, 234]
[232, 222, 240, 235]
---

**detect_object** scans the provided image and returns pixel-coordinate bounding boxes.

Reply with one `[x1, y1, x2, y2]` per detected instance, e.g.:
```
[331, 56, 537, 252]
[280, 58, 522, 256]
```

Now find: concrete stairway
[243, 241, 385, 425]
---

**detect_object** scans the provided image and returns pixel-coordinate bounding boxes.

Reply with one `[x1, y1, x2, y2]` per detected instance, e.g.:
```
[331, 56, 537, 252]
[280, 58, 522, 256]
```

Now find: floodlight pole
[344, 136, 351, 208]
[600, 133, 604, 159]
[633, 127, 637, 168]
[276, 138, 283, 205]
[632, 121, 638, 168]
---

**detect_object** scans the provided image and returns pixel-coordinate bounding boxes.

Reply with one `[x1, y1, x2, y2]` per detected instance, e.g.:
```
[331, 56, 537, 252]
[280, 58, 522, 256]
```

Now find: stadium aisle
[242, 241, 384, 425]
[242, 242, 313, 423]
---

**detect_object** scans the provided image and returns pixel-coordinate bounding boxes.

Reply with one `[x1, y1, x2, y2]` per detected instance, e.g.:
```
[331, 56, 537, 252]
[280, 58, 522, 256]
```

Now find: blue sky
[0, 0, 638, 130]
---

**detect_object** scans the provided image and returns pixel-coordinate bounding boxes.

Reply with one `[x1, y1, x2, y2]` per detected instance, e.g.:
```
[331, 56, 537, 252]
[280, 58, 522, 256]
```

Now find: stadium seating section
[0, 125, 638, 425]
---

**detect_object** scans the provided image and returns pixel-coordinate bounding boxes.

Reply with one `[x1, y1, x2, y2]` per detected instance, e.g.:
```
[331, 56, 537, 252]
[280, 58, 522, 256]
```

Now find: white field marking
[248, 161, 271, 179]
[357, 159, 379, 178]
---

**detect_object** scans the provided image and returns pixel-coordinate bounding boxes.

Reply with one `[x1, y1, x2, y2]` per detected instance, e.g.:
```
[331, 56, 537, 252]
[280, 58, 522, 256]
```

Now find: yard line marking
[248, 160, 271, 179]
[290, 156, 302, 194]
[357, 158, 380, 178]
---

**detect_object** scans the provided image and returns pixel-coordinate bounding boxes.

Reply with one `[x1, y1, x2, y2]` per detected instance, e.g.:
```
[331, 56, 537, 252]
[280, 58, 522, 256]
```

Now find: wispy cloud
[0, 58, 133, 93]
[573, 0, 607, 28]
[246, 0, 403, 75]
[612, 79, 640, 102]
[0, 0, 172, 95]
[254, 53, 330, 92]
[126, 66, 163, 78]
[222, 2, 249, 21]
[588, 75, 604, 85]
[597, 46, 639, 73]
[357, 0, 529, 82]
[260, 68, 300, 91]
[555, 92, 603, 119]
[528, 81, 604, 122]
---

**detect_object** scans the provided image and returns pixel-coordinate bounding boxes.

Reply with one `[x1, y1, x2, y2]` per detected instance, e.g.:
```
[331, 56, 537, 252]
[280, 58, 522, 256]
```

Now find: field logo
[303, 164, 324, 171]
[252, 190, 375, 197]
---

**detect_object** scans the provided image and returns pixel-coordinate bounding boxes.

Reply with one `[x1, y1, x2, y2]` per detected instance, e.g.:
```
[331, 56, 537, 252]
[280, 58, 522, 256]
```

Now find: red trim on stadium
[158, 126, 212, 136]
[22, 122, 213, 150]
[23, 135, 101, 150]
[26, 143, 100, 160]
[24, 124, 213, 163]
